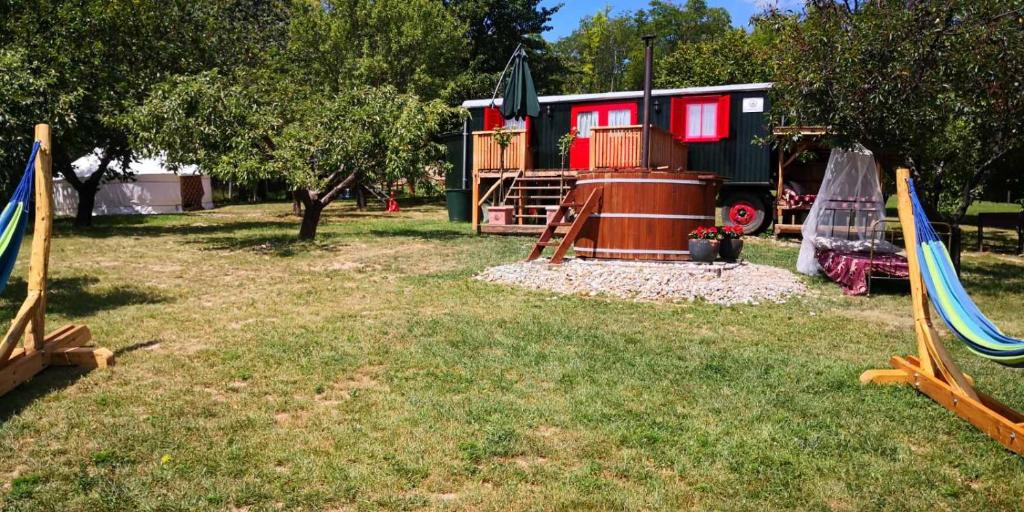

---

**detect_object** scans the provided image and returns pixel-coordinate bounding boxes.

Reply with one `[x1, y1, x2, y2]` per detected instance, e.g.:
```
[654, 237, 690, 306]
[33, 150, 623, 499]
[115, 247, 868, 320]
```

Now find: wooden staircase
[502, 173, 576, 224]
[526, 188, 603, 264]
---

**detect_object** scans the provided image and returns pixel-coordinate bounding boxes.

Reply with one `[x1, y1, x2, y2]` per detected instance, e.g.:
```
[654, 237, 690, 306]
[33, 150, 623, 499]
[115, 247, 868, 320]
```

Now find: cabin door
[569, 102, 638, 169]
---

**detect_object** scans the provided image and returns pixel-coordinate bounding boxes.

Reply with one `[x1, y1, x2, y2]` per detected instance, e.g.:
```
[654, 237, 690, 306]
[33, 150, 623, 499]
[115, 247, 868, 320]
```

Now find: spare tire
[721, 191, 769, 235]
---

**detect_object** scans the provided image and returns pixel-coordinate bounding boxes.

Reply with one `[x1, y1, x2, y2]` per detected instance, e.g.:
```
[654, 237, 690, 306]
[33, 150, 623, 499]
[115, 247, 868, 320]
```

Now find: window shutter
[669, 98, 685, 140]
[483, 107, 504, 130]
[716, 95, 731, 139]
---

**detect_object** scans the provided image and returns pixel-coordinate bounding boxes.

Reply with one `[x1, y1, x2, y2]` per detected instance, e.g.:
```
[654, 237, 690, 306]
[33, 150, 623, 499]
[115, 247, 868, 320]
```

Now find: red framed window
[670, 95, 730, 142]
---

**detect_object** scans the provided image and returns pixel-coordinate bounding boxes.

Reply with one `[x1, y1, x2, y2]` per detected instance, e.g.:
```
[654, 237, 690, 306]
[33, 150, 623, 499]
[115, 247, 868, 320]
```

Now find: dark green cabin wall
[460, 90, 771, 186]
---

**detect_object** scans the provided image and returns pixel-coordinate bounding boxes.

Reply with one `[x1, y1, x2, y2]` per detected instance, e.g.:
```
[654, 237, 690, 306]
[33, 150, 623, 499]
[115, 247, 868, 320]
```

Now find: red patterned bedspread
[815, 249, 909, 295]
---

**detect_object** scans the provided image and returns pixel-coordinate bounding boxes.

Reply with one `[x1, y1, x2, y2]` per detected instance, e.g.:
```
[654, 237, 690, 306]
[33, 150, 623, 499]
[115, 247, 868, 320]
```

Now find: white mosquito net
[796, 146, 889, 275]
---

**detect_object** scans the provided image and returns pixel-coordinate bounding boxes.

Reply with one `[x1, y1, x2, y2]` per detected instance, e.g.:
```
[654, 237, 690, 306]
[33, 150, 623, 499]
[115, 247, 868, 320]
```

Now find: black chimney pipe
[641, 34, 655, 169]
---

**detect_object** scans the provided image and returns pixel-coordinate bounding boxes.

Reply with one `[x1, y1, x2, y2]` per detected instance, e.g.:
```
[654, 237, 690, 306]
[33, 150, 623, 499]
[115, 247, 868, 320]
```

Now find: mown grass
[1, 201, 1023, 511]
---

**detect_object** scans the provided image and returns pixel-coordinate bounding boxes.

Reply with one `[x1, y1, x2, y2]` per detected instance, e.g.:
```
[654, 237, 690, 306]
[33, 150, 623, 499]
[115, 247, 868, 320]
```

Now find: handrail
[472, 129, 531, 172]
[589, 125, 687, 170]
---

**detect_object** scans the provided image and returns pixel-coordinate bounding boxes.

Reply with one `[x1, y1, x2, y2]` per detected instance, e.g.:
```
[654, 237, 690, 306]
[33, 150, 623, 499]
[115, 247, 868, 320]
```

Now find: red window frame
[670, 95, 730, 143]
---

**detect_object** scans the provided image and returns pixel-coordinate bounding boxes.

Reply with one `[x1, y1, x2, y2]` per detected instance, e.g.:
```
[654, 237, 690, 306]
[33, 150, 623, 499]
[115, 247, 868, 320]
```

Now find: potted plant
[719, 225, 745, 261]
[688, 226, 721, 263]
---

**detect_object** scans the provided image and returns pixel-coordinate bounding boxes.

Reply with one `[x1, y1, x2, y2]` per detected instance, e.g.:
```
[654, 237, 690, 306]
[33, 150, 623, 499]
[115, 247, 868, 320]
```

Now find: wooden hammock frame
[861, 167, 1024, 456]
[0, 124, 113, 397]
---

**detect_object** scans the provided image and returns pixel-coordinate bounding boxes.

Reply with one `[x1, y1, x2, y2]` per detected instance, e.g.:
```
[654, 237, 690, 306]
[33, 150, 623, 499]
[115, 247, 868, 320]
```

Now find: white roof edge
[461, 82, 773, 109]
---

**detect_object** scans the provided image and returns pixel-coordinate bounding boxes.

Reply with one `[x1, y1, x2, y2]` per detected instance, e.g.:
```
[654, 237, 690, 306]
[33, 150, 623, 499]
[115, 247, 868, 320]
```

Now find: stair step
[518, 214, 550, 218]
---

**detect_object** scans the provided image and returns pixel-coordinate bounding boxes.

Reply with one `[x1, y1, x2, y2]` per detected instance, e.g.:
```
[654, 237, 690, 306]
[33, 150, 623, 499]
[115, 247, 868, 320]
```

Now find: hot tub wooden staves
[571, 169, 722, 261]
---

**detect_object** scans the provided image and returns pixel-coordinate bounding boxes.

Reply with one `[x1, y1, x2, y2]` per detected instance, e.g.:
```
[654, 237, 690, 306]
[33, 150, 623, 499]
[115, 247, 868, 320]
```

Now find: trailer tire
[721, 192, 768, 235]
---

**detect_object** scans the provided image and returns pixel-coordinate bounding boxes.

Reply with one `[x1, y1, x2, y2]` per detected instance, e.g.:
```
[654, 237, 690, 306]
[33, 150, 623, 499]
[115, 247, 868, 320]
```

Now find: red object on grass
[385, 193, 400, 213]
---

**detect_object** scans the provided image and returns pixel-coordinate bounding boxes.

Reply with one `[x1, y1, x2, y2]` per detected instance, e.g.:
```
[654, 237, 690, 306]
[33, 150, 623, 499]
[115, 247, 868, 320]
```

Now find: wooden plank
[48, 347, 114, 369]
[26, 124, 52, 351]
[0, 350, 47, 397]
[894, 168, 976, 397]
[890, 356, 1024, 456]
[550, 188, 602, 264]
[42, 324, 92, 351]
[0, 292, 41, 366]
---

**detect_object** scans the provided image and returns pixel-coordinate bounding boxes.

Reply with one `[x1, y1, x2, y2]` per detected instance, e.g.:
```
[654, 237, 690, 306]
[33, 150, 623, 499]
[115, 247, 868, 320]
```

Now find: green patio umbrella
[491, 45, 540, 120]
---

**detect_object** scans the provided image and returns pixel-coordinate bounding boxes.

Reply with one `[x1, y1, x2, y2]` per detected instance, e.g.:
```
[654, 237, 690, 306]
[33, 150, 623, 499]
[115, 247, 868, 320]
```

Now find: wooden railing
[472, 129, 532, 172]
[589, 125, 688, 171]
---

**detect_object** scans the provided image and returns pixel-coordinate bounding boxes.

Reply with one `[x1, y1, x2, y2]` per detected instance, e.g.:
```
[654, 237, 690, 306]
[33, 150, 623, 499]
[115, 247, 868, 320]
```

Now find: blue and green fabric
[0, 141, 40, 295]
[908, 178, 1024, 366]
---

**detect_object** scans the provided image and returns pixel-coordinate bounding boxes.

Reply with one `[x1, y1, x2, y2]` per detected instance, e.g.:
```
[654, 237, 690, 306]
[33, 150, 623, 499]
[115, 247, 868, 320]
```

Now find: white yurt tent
[54, 151, 214, 217]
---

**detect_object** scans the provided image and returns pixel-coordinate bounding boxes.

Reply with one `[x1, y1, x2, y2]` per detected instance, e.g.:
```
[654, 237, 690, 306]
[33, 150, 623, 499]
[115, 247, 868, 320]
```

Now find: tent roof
[69, 150, 201, 178]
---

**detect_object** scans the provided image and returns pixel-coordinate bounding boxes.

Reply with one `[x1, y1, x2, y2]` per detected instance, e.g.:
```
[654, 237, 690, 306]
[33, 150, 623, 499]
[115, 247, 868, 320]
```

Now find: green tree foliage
[124, 5, 464, 240]
[764, 0, 1024, 221]
[554, 0, 733, 93]
[0, 0, 292, 226]
[442, 0, 563, 100]
[657, 28, 773, 88]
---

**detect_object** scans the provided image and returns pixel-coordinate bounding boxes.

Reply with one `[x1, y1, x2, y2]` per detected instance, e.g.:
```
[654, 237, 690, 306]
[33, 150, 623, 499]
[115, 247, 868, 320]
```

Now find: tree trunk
[75, 181, 100, 227]
[298, 202, 323, 240]
[356, 186, 367, 210]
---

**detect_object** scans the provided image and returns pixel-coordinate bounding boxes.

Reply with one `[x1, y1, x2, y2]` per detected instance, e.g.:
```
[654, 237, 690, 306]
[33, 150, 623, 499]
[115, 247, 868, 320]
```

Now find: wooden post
[0, 124, 114, 397]
[25, 124, 52, 352]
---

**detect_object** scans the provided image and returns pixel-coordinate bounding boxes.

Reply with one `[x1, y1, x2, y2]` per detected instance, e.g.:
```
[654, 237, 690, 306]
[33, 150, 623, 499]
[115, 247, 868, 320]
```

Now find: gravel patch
[476, 258, 807, 305]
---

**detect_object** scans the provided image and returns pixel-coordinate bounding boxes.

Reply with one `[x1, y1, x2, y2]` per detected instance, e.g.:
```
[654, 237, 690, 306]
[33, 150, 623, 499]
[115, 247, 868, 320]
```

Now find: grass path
[1, 202, 1023, 511]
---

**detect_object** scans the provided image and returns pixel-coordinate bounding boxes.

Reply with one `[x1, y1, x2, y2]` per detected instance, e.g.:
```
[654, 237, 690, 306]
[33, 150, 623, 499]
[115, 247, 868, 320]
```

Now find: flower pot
[688, 239, 720, 263]
[486, 205, 515, 225]
[719, 239, 744, 262]
[545, 206, 560, 225]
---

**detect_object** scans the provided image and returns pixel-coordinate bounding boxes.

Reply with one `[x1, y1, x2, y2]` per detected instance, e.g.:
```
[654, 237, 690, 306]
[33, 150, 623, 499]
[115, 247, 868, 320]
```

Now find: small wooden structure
[976, 212, 1024, 254]
[570, 170, 721, 261]
[589, 125, 687, 171]
[773, 127, 828, 236]
[0, 125, 113, 397]
[861, 168, 1024, 456]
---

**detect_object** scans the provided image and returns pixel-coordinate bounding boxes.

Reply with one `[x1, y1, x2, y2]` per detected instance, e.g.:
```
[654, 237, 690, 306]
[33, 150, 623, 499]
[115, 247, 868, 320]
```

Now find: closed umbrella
[490, 45, 540, 120]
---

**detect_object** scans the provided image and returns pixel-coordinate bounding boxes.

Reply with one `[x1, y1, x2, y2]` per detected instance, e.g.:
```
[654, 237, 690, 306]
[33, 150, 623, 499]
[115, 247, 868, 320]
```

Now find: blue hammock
[908, 178, 1024, 366]
[0, 142, 40, 295]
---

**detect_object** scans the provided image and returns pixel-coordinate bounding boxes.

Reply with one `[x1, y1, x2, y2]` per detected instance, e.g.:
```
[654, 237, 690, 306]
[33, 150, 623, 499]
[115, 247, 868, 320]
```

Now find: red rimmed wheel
[721, 191, 768, 235]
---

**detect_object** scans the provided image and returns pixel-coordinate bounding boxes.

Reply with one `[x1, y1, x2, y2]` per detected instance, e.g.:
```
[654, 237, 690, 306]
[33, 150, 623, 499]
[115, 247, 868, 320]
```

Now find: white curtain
[607, 109, 632, 127]
[504, 117, 526, 130]
[796, 146, 886, 275]
[576, 111, 598, 138]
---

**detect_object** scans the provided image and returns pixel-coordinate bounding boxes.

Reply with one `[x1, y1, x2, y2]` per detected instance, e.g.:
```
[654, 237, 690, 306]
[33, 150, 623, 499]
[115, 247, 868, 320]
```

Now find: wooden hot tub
[572, 169, 722, 261]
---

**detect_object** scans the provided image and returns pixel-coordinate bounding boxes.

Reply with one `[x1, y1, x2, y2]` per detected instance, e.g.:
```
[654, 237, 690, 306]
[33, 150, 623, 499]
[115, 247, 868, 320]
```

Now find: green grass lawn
[2, 202, 1024, 511]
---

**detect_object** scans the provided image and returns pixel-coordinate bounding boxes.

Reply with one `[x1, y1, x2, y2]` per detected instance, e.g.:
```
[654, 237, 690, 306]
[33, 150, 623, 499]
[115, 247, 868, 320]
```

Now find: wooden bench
[977, 211, 1024, 254]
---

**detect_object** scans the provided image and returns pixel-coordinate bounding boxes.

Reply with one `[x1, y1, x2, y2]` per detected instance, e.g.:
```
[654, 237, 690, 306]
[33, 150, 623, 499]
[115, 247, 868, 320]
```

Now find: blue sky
[540, 0, 770, 40]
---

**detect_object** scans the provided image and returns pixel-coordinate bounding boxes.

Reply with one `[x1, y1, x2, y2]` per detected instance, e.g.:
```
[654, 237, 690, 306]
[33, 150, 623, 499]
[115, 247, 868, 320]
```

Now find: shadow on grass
[961, 258, 1024, 295]
[0, 365, 91, 424]
[188, 233, 311, 256]
[0, 277, 170, 318]
[53, 218, 296, 240]
[367, 228, 473, 242]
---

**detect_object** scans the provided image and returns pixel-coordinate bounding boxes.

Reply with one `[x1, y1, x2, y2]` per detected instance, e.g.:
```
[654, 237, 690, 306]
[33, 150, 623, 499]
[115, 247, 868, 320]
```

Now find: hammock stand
[0, 124, 113, 397]
[861, 167, 1024, 456]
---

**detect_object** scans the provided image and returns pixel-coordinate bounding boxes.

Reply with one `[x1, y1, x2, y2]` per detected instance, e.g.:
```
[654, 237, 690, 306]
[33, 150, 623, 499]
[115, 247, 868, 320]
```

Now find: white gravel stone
[475, 258, 807, 305]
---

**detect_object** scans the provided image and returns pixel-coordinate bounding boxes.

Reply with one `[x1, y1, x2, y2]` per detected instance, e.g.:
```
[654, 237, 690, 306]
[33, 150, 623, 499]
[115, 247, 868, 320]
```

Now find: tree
[764, 0, 1024, 222]
[553, 0, 733, 93]
[0, 0, 293, 226]
[553, 7, 639, 94]
[126, 70, 460, 239]
[657, 28, 773, 88]
[442, 0, 564, 99]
